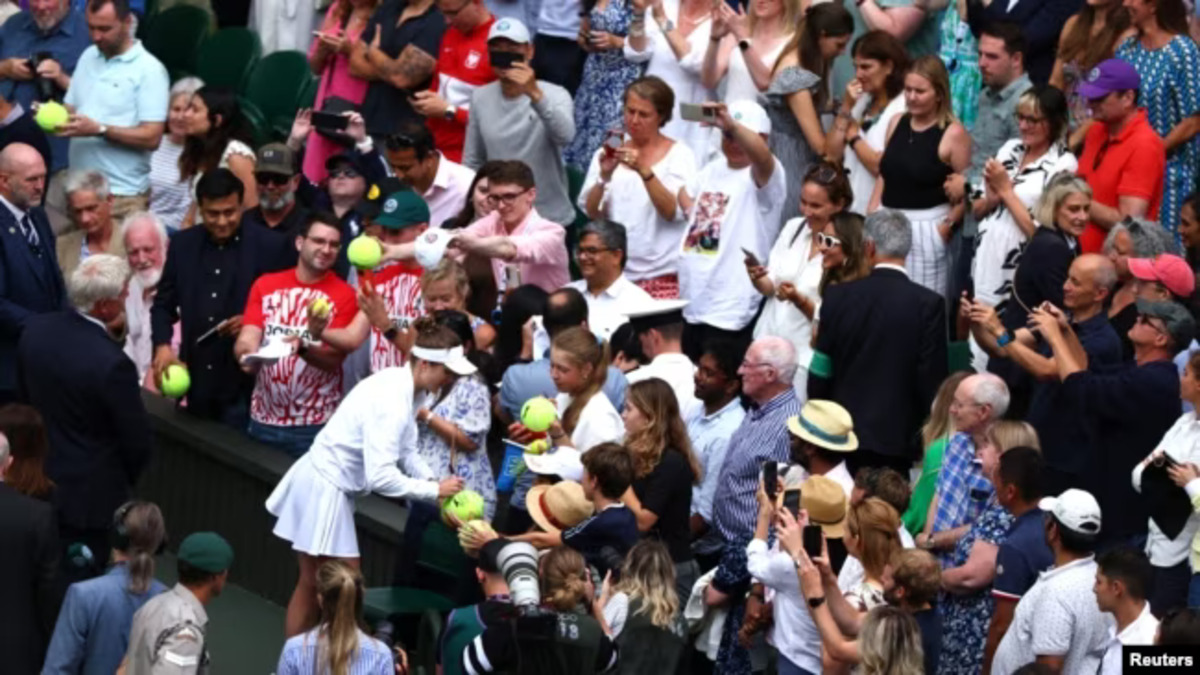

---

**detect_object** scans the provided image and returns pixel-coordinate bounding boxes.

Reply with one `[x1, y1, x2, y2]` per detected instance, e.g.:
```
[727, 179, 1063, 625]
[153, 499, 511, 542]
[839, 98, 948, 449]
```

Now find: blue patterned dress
[938, 8, 980, 131]
[415, 374, 496, 519]
[936, 501, 1013, 675]
[563, 0, 646, 170]
[1116, 34, 1200, 236]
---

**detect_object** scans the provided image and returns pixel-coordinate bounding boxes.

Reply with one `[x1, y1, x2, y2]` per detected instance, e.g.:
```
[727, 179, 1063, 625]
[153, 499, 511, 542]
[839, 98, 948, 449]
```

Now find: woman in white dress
[625, 0, 717, 161]
[266, 320, 466, 638]
[825, 30, 909, 216]
[969, 86, 1076, 369]
[178, 87, 259, 227]
[700, 0, 798, 103]
[748, 163, 852, 392]
[580, 76, 696, 298]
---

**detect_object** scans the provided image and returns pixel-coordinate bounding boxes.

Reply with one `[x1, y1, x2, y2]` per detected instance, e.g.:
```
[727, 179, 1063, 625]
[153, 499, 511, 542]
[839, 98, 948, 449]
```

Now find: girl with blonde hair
[544, 327, 624, 452]
[859, 606, 925, 675]
[276, 560, 396, 674]
[600, 540, 689, 673]
[421, 259, 496, 351]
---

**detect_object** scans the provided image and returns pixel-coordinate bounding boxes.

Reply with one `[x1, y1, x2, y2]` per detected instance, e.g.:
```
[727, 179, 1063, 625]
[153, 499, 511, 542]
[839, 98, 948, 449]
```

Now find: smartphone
[489, 50, 523, 69]
[680, 103, 716, 123]
[803, 525, 824, 558]
[763, 460, 778, 502]
[742, 247, 761, 267]
[503, 264, 522, 290]
[602, 128, 624, 158]
[312, 30, 323, 37]
[782, 489, 801, 518]
[311, 111, 349, 131]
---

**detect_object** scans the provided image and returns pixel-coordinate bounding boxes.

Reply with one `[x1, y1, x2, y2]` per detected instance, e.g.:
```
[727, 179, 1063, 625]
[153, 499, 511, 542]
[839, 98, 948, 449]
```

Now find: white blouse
[752, 217, 824, 388]
[1132, 411, 1200, 568]
[556, 390, 625, 453]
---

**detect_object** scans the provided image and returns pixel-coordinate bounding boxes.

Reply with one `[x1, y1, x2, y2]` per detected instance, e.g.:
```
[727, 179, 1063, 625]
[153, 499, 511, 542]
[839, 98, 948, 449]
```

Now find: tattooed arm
[375, 43, 437, 91]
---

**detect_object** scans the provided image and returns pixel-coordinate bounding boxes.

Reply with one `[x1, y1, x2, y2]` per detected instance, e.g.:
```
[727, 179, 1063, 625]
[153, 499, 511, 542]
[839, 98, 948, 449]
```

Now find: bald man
[966, 253, 1124, 495]
[0, 142, 65, 402]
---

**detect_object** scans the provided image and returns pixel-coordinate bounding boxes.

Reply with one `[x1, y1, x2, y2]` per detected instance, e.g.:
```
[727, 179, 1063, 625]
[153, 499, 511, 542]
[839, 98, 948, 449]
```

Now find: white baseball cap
[525, 447, 584, 482]
[414, 228, 454, 269]
[727, 100, 771, 135]
[488, 18, 531, 44]
[1039, 489, 1102, 536]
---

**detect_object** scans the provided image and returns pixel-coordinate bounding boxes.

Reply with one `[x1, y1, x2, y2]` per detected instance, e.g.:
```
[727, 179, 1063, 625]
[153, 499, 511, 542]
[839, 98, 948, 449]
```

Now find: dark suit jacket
[18, 311, 152, 531]
[809, 267, 948, 460]
[0, 203, 65, 394]
[967, 0, 1082, 85]
[0, 482, 62, 674]
[150, 223, 291, 419]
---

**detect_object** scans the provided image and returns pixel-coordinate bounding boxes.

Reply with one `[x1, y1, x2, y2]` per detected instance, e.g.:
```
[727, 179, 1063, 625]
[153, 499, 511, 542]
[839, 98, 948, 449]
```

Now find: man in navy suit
[18, 253, 151, 581]
[0, 142, 65, 404]
[150, 169, 291, 427]
[809, 209, 948, 473]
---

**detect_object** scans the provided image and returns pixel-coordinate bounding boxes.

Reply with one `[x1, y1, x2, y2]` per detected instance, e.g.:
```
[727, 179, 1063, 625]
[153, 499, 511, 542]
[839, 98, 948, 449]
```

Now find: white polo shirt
[1099, 603, 1160, 675]
[566, 274, 653, 342]
[626, 352, 700, 419]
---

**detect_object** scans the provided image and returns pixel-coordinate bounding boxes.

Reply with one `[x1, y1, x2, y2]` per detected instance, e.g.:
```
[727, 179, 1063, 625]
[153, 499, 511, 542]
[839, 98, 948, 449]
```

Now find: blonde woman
[859, 606, 926, 675]
[544, 327, 624, 452]
[598, 540, 689, 673]
[421, 259, 496, 351]
[903, 371, 970, 534]
[276, 561, 396, 674]
[701, 0, 800, 103]
[871, 56, 971, 299]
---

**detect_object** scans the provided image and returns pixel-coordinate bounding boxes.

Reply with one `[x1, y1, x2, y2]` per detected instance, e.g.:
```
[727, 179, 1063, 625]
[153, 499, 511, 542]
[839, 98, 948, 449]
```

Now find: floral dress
[939, 7, 980, 131]
[937, 501, 1013, 675]
[1116, 34, 1200, 236]
[414, 374, 495, 519]
[563, 0, 646, 170]
[761, 66, 822, 221]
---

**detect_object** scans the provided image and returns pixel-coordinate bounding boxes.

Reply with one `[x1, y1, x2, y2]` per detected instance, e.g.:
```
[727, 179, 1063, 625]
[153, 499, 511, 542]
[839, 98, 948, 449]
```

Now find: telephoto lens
[487, 539, 541, 609]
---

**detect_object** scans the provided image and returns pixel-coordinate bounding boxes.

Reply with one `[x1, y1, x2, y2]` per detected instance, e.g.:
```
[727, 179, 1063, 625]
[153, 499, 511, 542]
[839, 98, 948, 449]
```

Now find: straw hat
[800, 474, 848, 538]
[787, 400, 858, 452]
[526, 481, 594, 533]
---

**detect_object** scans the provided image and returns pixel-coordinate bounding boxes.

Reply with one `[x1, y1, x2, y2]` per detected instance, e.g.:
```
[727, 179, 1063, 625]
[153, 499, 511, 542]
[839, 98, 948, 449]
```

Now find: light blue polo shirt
[64, 40, 168, 196]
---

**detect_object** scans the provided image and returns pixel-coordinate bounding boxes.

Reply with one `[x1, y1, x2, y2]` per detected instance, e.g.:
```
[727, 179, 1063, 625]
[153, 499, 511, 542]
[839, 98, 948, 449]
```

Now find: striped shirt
[148, 138, 190, 231]
[931, 432, 994, 565]
[712, 388, 801, 544]
[276, 628, 394, 674]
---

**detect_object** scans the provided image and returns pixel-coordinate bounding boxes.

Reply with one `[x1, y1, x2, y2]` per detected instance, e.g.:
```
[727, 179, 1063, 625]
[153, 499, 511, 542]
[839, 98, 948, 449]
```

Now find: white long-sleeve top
[308, 366, 438, 502]
[1132, 411, 1200, 568]
[746, 538, 821, 673]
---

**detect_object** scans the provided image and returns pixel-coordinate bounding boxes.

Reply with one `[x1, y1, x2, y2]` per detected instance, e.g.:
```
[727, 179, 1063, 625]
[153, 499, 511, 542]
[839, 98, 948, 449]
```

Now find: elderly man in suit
[18, 253, 151, 581]
[809, 208, 948, 473]
[0, 141, 65, 404]
[0, 431, 62, 674]
[150, 168, 291, 427]
[55, 168, 123, 278]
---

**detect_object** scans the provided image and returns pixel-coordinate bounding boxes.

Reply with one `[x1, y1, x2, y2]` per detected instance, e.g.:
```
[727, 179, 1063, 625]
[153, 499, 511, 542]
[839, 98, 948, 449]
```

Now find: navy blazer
[809, 267, 948, 460]
[0, 203, 65, 394]
[18, 311, 152, 531]
[149, 223, 291, 419]
[967, 0, 1083, 85]
[0, 482, 61, 674]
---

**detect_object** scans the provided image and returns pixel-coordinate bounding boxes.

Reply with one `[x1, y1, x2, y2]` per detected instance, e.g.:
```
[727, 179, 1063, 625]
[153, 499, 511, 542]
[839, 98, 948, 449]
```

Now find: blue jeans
[247, 420, 323, 458]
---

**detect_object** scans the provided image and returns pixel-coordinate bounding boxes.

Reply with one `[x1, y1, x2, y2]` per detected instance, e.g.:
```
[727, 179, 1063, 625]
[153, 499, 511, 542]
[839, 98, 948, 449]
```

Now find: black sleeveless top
[879, 114, 954, 210]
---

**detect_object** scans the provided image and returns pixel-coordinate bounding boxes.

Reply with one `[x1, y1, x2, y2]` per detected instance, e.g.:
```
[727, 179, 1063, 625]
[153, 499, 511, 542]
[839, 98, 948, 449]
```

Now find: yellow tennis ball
[520, 396, 557, 433]
[309, 297, 332, 318]
[442, 489, 485, 526]
[35, 101, 68, 132]
[346, 236, 382, 269]
[160, 364, 190, 398]
[527, 438, 550, 455]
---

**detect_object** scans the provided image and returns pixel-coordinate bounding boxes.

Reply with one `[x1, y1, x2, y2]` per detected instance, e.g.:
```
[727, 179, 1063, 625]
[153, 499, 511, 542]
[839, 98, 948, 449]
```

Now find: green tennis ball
[527, 438, 550, 455]
[35, 101, 68, 132]
[160, 364, 190, 398]
[347, 236, 382, 269]
[520, 396, 557, 433]
[442, 489, 485, 525]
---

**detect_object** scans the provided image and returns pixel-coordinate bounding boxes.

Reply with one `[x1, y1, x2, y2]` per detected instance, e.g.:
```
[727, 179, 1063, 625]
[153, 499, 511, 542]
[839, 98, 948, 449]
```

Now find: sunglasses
[256, 172, 291, 186]
[817, 232, 842, 248]
[807, 164, 844, 185]
[329, 168, 360, 180]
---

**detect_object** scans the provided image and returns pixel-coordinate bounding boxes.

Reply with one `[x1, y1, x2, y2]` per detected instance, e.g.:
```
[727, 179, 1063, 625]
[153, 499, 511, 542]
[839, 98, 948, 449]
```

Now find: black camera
[28, 51, 57, 102]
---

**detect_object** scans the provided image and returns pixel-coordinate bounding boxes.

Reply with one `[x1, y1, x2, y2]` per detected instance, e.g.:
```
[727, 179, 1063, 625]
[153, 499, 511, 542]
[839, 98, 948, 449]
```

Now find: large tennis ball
[346, 236, 382, 269]
[520, 397, 557, 433]
[442, 489, 485, 526]
[160, 364, 190, 398]
[35, 101, 68, 132]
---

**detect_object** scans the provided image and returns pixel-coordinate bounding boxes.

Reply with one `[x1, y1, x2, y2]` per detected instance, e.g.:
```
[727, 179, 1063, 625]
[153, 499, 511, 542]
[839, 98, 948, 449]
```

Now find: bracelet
[997, 331, 1015, 348]
[641, 170, 654, 182]
[847, 135, 861, 148]
[710, 34, 722, 42]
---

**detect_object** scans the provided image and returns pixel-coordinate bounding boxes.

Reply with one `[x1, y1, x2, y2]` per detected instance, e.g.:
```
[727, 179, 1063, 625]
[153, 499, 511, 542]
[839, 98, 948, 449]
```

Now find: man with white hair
[704, 335, 800, 673]
[17, 253, 151, 580]
[677, 101, 786, 358]
[920, 373, 1009, 566]
[809, 208, 948, 473]
[120, 210, 167, 385]
[55, 169, 122, 278]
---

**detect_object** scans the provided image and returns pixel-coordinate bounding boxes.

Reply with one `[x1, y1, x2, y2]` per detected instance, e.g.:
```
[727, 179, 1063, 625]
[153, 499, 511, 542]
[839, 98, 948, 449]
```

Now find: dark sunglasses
[329, 168, 361, 180]
[256, 172, 291, 186]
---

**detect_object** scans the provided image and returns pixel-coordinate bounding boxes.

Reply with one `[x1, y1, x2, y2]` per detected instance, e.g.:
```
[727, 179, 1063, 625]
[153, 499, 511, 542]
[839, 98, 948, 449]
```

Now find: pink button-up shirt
[462, 208, 569, 292]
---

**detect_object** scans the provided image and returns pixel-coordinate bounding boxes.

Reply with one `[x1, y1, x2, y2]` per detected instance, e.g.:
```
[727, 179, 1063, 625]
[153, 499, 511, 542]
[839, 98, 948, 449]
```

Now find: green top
[831, 2, 943, 97]
[902, 436, 947, 535]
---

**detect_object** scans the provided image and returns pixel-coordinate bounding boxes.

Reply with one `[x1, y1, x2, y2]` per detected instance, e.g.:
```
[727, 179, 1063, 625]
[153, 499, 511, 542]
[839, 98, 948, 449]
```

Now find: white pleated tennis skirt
[899, 204, 951, 299]
[266, 455, 360, 558]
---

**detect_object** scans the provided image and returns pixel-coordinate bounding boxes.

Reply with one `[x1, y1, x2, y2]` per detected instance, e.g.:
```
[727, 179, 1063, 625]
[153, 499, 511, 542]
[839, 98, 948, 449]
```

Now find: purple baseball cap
[1076, 59, 1141, 100]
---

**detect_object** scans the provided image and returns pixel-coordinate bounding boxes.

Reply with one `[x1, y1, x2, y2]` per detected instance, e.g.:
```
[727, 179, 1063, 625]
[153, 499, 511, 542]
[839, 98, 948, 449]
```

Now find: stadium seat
[140, 5, 213, 80]
[237, 97, 271, 147]
[362, 521, 464, 623]
[194, 28, 262, 92]
[242, 51, 315, 141]
[412, 610, 444, 675]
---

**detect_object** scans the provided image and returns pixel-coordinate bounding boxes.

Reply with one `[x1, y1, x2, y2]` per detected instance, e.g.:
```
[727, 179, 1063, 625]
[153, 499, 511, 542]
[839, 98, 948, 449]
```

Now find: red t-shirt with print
[426, 15, 497, 162]
[243, 269, 357, 426]
[369, 261, 425, 372]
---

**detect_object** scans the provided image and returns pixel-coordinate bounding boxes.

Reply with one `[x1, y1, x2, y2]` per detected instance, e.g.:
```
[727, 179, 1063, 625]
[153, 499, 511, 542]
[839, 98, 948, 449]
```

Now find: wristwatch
[443, 105, 457, 120]
[808, 596, 827, 609]
[97, 124, 108, 137]
[659, 18, 675, 32]
[997, 331, 1015, 348]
